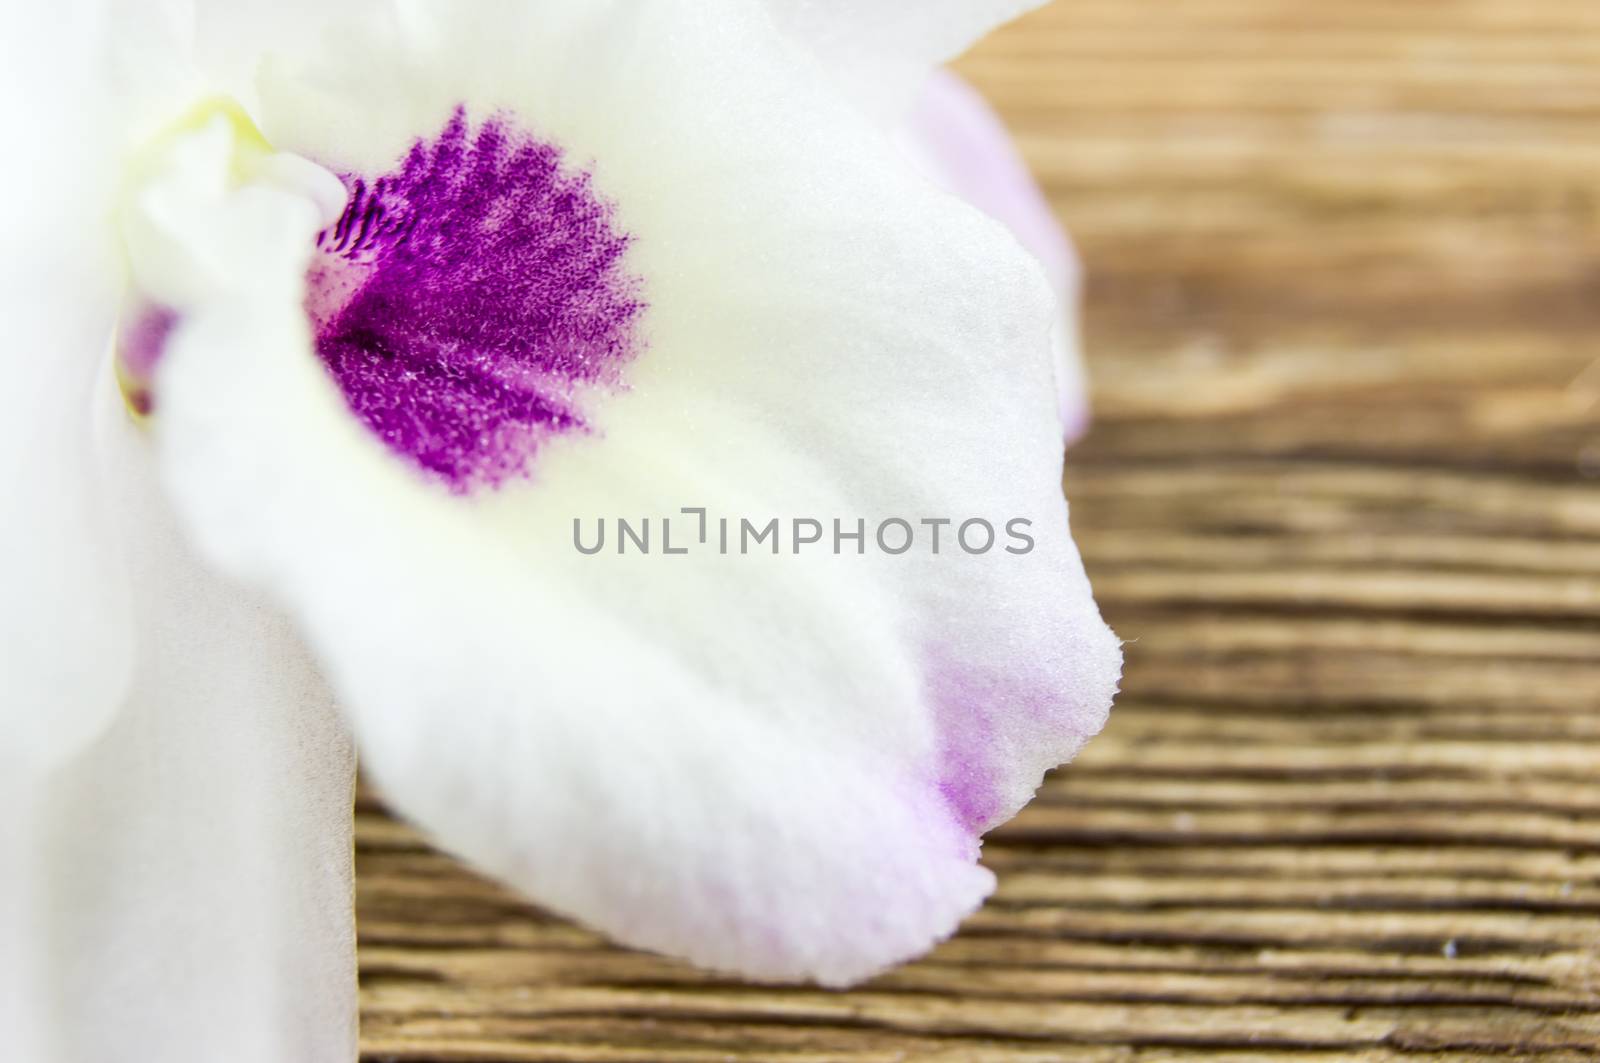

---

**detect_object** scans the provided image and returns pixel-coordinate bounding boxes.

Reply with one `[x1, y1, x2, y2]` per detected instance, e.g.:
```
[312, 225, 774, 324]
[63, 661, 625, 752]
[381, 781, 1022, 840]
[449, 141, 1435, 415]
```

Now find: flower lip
[306, 108, 647, 493]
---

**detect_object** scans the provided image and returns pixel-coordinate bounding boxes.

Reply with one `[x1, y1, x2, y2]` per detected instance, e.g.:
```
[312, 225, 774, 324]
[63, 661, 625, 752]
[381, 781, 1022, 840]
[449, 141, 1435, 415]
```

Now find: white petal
[4, 378, 357, 1063]
[0, 2, 132, 767]
[141, 0, 1119, 986]
[4, 8, 354, 1055]
[765, 0, 1045, 118]
[0, 0, 212, 771]
[187, 0, 389, 113]
[899, 69, 1090, 440]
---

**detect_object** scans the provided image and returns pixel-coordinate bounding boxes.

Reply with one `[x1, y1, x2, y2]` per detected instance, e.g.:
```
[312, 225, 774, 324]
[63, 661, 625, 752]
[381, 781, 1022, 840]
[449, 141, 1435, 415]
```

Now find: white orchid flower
[2, 1, 1121, 1060]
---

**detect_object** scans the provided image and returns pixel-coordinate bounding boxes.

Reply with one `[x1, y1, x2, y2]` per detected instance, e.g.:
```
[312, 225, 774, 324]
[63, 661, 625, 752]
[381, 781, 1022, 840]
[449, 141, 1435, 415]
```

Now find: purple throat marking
[306, 108, 646, 491]
[116, 303, 179, 417]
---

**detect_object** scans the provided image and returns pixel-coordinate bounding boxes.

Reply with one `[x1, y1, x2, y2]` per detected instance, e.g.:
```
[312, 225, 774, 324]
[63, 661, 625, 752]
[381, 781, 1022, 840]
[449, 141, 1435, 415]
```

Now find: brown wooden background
[356, 1, 1600, 1058]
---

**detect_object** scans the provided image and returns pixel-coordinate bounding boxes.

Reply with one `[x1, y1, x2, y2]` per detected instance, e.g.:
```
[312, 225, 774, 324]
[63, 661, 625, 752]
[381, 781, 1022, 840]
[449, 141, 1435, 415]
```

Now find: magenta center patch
[305, 108, 645, 492]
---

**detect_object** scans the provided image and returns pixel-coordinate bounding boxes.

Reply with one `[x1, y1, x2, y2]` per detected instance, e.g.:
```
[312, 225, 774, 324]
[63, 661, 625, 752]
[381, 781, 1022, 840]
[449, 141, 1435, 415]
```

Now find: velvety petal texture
[134, 0, 1120, 986]
[900, 69, 1090, 439]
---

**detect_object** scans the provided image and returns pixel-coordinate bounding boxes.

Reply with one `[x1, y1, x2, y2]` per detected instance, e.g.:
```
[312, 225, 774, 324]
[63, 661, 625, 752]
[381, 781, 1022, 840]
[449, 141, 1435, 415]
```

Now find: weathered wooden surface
[357, 1, 1600, 1058]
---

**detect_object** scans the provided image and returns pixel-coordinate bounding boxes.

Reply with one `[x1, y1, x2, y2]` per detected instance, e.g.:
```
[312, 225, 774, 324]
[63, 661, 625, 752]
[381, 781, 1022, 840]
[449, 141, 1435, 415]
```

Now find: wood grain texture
[357, 1, 1600, 1058]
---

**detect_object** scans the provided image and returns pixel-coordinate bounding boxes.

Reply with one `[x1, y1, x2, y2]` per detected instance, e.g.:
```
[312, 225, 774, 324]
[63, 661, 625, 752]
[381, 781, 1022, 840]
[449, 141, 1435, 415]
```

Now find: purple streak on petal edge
[930, 664, 1010, 836]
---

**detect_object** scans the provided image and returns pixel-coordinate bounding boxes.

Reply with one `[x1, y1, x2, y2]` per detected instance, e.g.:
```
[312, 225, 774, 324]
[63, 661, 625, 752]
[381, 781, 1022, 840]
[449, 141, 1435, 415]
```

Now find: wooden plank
[357, 0, 1600, 1057]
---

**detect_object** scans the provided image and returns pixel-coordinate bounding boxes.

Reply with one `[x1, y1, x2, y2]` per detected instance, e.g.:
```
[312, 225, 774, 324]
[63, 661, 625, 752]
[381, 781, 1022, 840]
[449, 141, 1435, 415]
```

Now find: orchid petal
[138, 0, 1119, 985]
[766, 0, 1045, 119]
[0, 2, 133, 767]
[900, 69, 1090, 440]
[5, 378, 358, 1063]
[186, 0, 388, 113]
[0, 0, 218, 767]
